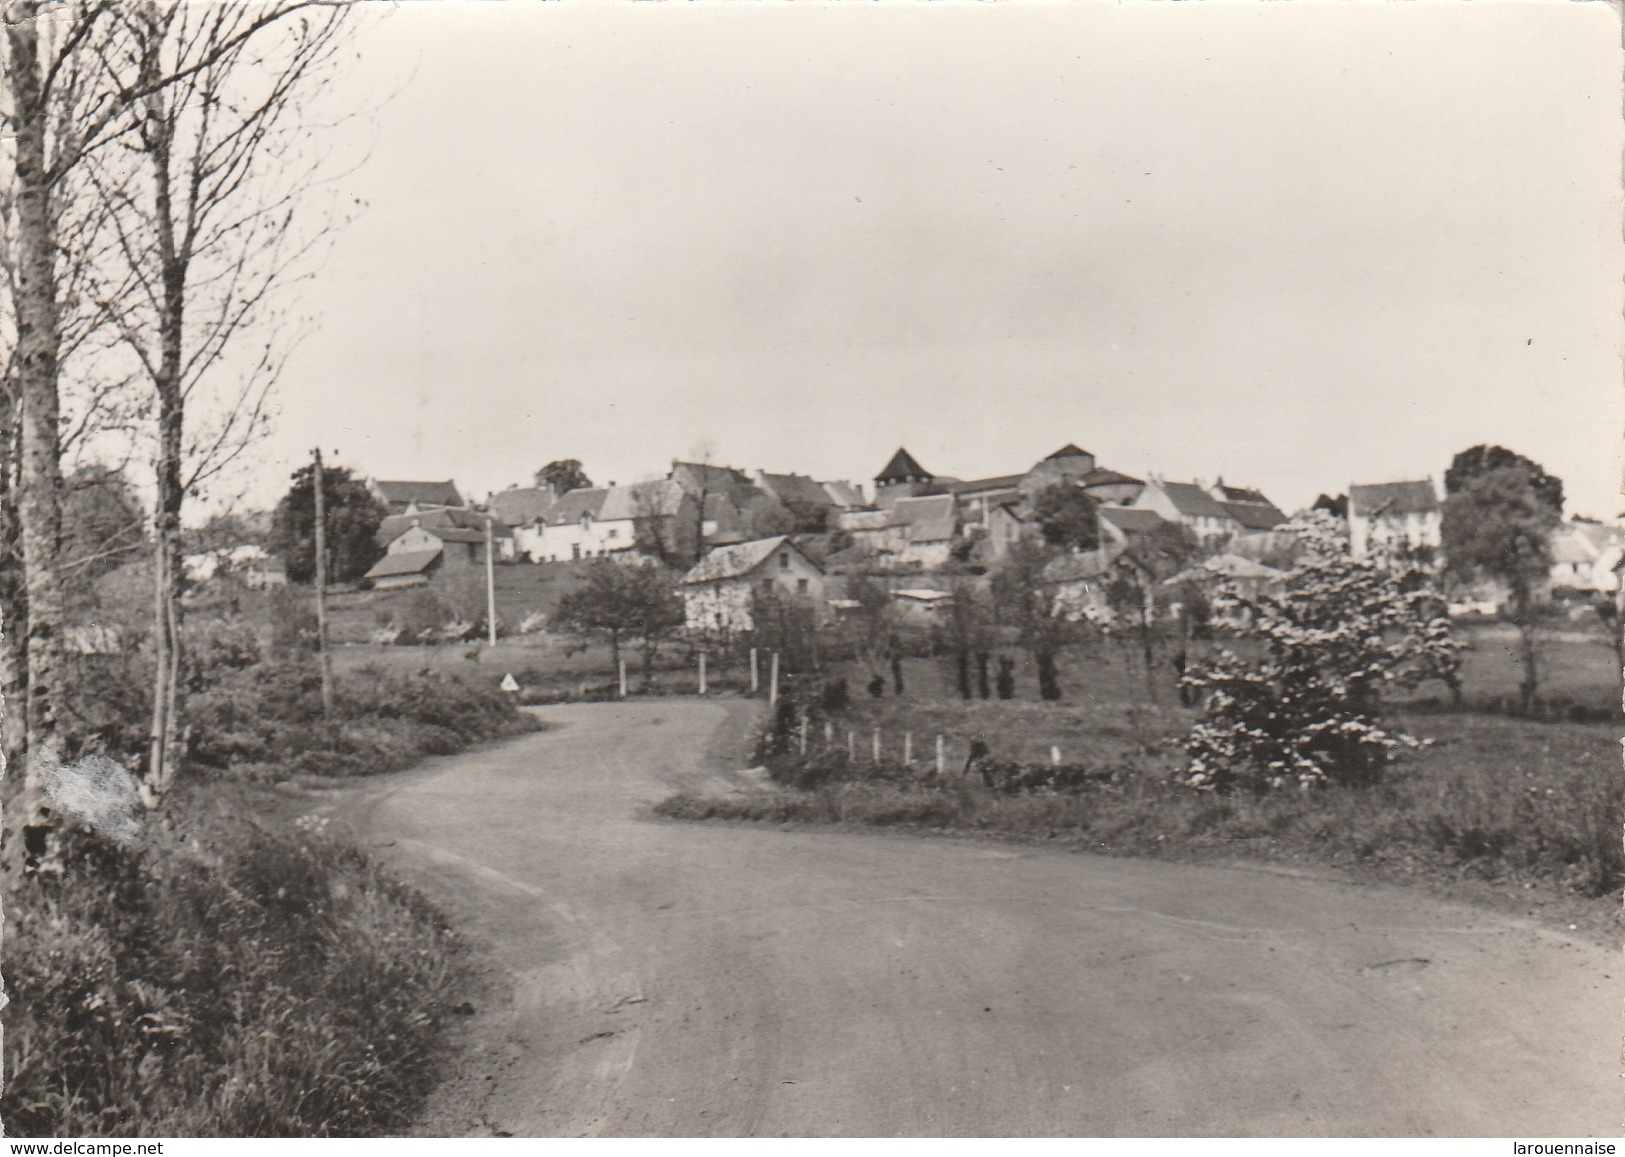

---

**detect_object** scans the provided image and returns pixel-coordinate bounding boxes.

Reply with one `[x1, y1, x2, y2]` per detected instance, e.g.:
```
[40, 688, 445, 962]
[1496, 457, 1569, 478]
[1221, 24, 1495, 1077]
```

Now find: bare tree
[0, 0, 359, 865]
[85, 2, 357, 799]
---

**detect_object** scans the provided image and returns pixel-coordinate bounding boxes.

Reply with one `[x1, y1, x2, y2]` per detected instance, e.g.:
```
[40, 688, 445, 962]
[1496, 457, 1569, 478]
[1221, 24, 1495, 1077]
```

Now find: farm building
[680, 535, 826, 634]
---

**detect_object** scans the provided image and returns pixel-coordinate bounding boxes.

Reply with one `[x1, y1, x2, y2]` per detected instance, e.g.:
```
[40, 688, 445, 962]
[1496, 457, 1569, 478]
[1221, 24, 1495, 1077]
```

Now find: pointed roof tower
[875, 447, 932, 486]
[1046, 443, 1092, 461]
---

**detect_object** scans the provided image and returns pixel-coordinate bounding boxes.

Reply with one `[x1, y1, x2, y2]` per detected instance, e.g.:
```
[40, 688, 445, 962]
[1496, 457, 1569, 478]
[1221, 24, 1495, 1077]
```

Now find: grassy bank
[3, 661, 538, 1137]
[660, 712, 1620, 901]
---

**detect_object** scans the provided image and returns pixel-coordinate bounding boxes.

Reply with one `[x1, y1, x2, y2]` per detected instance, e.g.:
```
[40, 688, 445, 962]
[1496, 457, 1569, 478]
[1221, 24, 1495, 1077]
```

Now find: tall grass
[4, 789, 461, 1136]
[4, 658, 538, 1136]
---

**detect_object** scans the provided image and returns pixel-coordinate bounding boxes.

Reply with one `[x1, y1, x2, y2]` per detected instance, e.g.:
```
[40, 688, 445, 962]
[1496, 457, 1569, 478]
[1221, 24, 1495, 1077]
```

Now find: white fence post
[1051, 745, 1061, 767]
[936, 735, 945, 776]
[904, 732, 913, 765]
[872, 728, 881, 763]
[698, 653, 708, 695]
[750, 647, 759, 693]
[769, 651, 781, 707]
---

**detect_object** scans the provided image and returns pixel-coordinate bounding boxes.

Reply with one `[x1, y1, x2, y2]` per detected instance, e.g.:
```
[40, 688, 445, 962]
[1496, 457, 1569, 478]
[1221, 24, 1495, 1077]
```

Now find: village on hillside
[253, 441, 1623, 643]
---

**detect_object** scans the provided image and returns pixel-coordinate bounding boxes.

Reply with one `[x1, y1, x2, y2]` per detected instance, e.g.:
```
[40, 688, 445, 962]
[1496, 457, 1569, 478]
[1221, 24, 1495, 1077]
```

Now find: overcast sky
[242, 1, 1623, 519]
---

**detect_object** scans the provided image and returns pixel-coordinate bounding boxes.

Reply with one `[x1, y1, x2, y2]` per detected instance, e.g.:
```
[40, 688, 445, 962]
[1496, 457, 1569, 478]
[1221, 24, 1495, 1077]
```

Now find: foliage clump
[1183, 514, 1460, 792]
[4, 805, 460, 1137]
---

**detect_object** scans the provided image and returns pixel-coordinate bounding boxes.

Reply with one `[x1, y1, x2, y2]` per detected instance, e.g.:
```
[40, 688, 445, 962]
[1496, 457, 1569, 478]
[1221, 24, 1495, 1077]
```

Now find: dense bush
[187, 659, 538, 780]
[3, 797, 461, 1136]
[1184, 514, 1460, 791]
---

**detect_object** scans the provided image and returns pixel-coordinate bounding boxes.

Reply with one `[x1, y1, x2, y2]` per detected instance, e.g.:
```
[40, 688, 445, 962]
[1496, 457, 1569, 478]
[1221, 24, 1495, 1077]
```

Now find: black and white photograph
[0, 0, 1620, 1141]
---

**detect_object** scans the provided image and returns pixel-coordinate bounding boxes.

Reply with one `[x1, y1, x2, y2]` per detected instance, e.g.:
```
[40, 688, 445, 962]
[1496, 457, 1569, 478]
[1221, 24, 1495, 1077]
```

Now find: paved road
[346, 699, 1620, 1137]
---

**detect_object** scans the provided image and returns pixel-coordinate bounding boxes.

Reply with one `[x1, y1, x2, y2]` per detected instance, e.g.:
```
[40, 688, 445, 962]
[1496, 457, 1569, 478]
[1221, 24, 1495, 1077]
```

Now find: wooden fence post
[750, 647, 759, 693]
[824, 721, 834, 745]
[904, 732, 913, 764]
[935, 735, 945, 776]
[847, 730, 855, 760]
[618, 658, 627, 699]
[872, 728, 881, 763]
[1051, 745, 1061, 767]
[799, 718, 808, 755]
[769, 651, 781, 707]
[698, 653, 707, 695]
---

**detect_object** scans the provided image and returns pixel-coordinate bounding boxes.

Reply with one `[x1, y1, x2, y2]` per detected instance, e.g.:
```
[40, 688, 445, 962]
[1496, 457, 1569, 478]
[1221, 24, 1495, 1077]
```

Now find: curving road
[343, 699, 1620, 1137]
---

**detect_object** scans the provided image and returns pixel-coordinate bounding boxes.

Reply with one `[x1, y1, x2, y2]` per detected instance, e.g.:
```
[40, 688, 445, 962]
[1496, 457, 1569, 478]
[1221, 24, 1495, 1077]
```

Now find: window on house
[797, 578, 809, 594]
[780, 552, 790, 569]
[607, 528, 618, 539]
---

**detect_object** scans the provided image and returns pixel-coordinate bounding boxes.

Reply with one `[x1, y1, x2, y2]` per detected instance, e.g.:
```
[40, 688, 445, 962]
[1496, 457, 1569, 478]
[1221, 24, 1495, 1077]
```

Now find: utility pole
[485, 515, 498, 647]
[312, 448, 334, 719]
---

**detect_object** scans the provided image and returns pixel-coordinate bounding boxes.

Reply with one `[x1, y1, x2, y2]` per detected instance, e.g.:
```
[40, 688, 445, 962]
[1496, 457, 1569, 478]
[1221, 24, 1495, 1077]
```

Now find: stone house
[680, 535, 827, 634]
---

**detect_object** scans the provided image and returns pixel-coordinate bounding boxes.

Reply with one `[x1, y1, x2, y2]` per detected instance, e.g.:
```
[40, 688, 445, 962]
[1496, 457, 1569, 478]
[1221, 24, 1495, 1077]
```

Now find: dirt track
[343, 698, 1620, 1137]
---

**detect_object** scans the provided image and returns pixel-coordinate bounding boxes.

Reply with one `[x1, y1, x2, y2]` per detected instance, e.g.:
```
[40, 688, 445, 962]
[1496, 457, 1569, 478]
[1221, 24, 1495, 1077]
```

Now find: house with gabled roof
[368, 479, 464, 515]
[889, 494, 960, 568]
[1348, 479, 1441, 559]
[680, 535, 827, 634]
[1098, 505, 1171, 544]
[1548, 519, 1623, 593]
[752, 469, 838, 531]
[668, 460, 787, 537]
[1206, 479, 1288, 532]
[519, 480, 698, 565]
[487, 486, 555, 529]
[363, 514, 511, 591]
[1132, 477, 1242, 543]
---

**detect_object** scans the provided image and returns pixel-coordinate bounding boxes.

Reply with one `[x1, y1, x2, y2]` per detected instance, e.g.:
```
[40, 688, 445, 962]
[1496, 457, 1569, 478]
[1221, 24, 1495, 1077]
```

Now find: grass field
[658, 623, 1623, 941]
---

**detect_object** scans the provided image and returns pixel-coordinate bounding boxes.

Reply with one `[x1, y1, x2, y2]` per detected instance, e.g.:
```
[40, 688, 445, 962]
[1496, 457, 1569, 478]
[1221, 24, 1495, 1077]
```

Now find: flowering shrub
[1182, 514, 1461, 791]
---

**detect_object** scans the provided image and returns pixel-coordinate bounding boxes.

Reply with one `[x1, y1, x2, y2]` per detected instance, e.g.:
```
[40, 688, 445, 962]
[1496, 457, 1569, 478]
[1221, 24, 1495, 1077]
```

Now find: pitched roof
[1082, 467, 1143, 488]
[377, 506, 494, 547]
[422, 524, 505, 546]
[1210, 480, 1266, 504]
[544, 488, 609, 526]
[1349, 480, 1439, 518]
[875, 447, 931, 484]
[757, 471, 836, 512]
[372, 479, 463, 508]
[890, 494, 957, 543]
[952, 473, 1025, 497]
[364, 548, 442, 580]
[1156, 481, 1235, 521]
[682, 536, 816, 584]
[820, 480, 867, 509]
[599, 479, 686, 521]
[487, 486, 555, 526]
[1046, 443, 1093, 461]
[1219, 498, 1287, 531]
[1100, 507, 1168, 534]
[671, 462, 766, 508]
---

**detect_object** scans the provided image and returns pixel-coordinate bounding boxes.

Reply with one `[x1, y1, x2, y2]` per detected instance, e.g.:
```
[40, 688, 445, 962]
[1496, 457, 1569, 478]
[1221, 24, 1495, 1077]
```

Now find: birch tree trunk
[6, 0, 68, 871]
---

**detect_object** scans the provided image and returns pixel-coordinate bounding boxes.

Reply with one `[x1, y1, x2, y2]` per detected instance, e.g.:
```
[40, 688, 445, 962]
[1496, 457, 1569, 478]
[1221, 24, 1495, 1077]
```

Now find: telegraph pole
[312, 448, 335, 718]
[485, 514, 498, 647]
